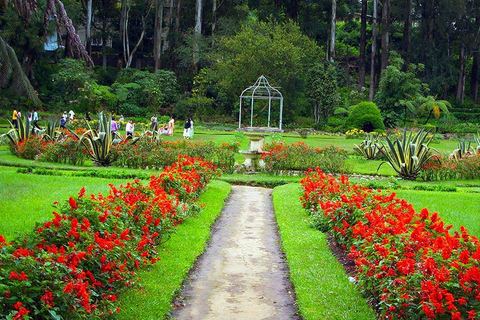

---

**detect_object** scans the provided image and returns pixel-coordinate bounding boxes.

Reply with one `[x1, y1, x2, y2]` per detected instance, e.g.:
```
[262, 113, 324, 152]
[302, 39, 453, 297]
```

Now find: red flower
[68, 197, 78, 210]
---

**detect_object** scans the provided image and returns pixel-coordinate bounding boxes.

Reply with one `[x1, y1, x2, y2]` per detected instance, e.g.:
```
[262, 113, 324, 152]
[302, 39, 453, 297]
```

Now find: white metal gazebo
[238, 75, 284, 131]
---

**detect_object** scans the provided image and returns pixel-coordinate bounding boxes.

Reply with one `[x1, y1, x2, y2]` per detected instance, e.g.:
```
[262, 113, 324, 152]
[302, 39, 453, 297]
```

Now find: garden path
[171, 185, 300, 320]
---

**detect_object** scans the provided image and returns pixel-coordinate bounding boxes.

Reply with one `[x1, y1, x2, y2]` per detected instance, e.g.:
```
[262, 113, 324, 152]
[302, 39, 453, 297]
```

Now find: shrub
[346, 101, 385, 132]
[261, 142, 349, 174]
[12, 137, 48, 160]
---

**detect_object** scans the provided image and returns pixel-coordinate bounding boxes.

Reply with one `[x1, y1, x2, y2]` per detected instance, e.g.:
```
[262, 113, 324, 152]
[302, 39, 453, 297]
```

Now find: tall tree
[380, 0, 390, 70]
[358, 0, 367, 90]
[329, 0, 336, 62]
[154, 0, 164, 72]
[369, 0, 378, 101]
[400, 0, 412, 68]
[193, 0, 203, 71]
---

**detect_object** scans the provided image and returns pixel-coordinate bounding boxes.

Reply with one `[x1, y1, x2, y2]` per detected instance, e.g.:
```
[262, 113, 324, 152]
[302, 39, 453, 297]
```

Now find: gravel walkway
[171, 185, 299, 320]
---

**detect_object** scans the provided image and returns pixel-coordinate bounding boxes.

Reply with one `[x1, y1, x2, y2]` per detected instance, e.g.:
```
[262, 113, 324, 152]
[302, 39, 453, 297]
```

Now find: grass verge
[116, 180, 232, 319]
[395, 189, 480, 237]
[272, 183, 376, 320]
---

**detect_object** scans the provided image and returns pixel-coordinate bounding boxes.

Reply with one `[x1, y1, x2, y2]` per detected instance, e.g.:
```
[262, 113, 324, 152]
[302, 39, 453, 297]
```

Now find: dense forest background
[1, 0, 480, 131]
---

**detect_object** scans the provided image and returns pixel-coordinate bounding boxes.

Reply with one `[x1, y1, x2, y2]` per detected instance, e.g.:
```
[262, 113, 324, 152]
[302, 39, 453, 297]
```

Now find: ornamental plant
[300, 168, 480, 319]
[0, 156, 219, 318]
[354, 134, 384, 160]
[378, 129, 438, 180]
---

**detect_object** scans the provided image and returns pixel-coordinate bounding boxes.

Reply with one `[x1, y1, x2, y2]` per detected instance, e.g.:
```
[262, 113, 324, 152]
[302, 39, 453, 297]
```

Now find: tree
[0, 36, 41, 106]
[369, 0, 378, 101]
[375, 52, 428, 127]
[306, 61, 339, 124]
[358, 0, 367, 90]
[380, 0, 390, 70]
[205, 20, 322, 117]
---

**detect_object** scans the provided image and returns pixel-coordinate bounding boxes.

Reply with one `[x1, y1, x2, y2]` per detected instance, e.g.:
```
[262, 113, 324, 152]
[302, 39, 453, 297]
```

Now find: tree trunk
[472, 50, 479, 103]
[102, 18, 107, 70]
[154, 0, 164, 72]
[193, 0, 202, 71]
[86, 0, 92, 55]
[380, 0, 389, 70]
[329, 0, 336, 62]
[120, 0, 127, 66]
[456, 43, 466, 102]
[369, 0, 378, 101]
[211, 0, 217, 47]
[346, 46, 350, 88]
[401, 0, 412, 69]
[358, 0, 367, 90]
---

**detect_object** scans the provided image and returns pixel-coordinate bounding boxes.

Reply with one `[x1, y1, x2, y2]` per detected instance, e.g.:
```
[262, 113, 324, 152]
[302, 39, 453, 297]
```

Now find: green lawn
[273, 183, 376, 320]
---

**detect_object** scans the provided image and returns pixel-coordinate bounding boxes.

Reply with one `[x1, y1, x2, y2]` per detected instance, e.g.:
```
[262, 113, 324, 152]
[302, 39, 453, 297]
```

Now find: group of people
[11, 108, 193, 140]
[60, 110, 76, 128]
[12, 109, 40, 130]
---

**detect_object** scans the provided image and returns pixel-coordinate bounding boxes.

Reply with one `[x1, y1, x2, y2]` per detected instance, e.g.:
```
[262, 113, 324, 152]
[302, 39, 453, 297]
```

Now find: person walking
[167, 117, 175, 136]
[33, 109, 40, 129]
[126, 120, 134, 138]
[111, 117, 118, 137]
[150, 114, 158, 131]
[12, 109, 18, 128]
[183, 118, 191, 139]
[189, 117, 194, 139]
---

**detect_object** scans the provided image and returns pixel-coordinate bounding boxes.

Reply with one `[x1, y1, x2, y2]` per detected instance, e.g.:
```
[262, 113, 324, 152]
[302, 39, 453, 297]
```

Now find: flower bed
[0, 156, 219, 318]
[300, 168, 480, 319]
[420, 154, 480, 181]
[111, 139, 239, 173]
[261, 141, 349, 174]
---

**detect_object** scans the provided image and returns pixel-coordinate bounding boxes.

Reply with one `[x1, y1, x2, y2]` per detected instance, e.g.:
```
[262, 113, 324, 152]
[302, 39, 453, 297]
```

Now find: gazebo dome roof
[238, 75, 284, 131]
[240, 75, 283, 100]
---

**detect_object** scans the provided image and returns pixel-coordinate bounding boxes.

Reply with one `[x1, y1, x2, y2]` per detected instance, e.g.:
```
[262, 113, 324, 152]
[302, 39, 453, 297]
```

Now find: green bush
[346, 101, 385, 132]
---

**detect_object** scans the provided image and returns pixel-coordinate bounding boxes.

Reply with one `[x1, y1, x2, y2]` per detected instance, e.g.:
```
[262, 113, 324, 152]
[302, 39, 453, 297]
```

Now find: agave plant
[354, 134, 384, 160]
[41, 120, 64, 142]
[378, 129, 438, 180]
[2, 116, 33, 144]
[450, 140, 475, 160]
[474, 133, 480, 154]
[79, 114, 121, 166]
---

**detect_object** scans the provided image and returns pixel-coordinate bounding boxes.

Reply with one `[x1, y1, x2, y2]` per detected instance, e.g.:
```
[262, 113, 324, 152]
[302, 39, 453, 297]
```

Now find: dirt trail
[171, 185, 299, 320]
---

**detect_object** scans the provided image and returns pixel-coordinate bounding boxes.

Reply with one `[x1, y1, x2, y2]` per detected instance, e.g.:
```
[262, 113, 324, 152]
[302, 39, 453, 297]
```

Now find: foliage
[305, 61, 339, 124]
[49, 59, 95, 109]
[378, 129, 438, 180]
[375, 52, 429, 128]
[0, 157, 218, 318]
[346, 101, 385, 132]
[354, 134, 384, 160]
[112, 69, 179, 114]
[300, 169, 480, 319]
[205, 20, 322, 117]
[261, 141, 349, 174]
[417, 95, 451, 124]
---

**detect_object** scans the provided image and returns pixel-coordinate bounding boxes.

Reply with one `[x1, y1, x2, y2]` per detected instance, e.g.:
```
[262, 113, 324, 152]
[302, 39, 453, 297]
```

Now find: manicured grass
[272, 183, 376, 320]
[117, 180, 232, 319]
[0, 166, 132, 240]
[395, 190, 480, 237]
